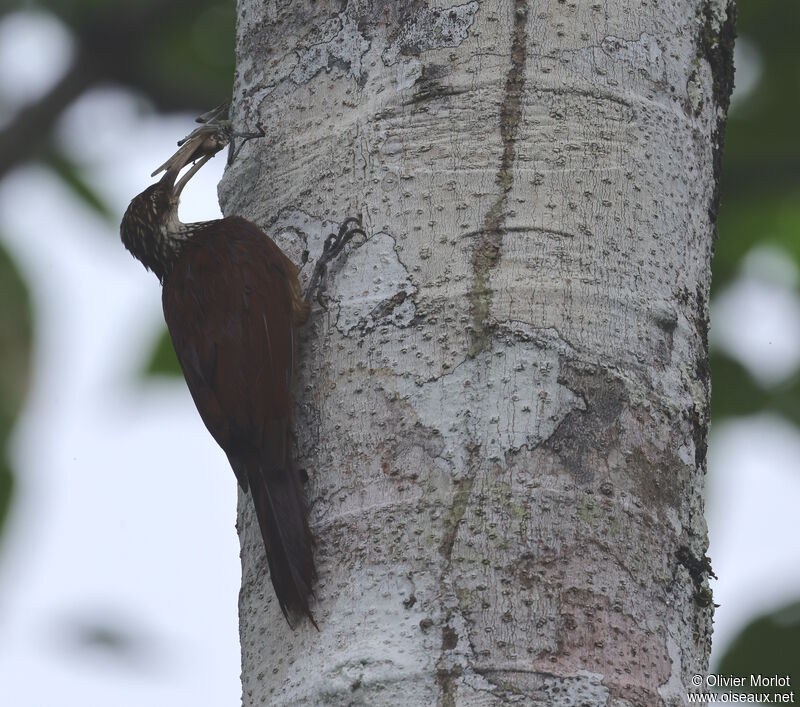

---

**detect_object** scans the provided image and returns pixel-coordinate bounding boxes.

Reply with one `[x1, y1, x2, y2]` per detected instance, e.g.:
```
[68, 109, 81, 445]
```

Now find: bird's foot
[304, 217, 366, 309]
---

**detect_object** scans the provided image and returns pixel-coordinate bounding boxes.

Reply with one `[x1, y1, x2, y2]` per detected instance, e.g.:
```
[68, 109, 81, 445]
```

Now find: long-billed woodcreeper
[120, 110, 363, 626]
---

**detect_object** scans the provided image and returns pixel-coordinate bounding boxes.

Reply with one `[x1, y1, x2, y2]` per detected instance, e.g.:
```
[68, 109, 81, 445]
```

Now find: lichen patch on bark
[406, 327, 583, 468]
[599, 32, 665, 83]
[328, 232, 417, 335]
[290, 13, 371, 85]
[382, 1, 480, 66]
[536, 588, 672, 704]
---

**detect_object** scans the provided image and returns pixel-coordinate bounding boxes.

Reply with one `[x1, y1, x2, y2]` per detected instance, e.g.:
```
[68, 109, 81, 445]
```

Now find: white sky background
[0, 10, 798, 707]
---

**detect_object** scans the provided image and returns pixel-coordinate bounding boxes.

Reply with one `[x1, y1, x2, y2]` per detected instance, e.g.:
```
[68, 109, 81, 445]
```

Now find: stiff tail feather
[246, 461, 317, 628]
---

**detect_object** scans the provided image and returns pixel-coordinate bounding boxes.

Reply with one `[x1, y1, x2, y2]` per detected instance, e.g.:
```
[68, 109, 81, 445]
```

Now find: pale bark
[220, 0, 734, 704]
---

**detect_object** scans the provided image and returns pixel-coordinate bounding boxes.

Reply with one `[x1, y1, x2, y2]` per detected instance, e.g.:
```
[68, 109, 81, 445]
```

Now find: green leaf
[0, 241, 32, 434]
[0, 240, 33, 542]
[135, 1, 235, 108]
[40, 0, 235, 111]
[716, 600, 800, 699]
[722, 1, 800, 194]
[144, 328, 181, 377]
[711, 351, 800, 425]
[714, 189, 800, 292]
[0, 457, 13, 548]
[714, 0, 800, 296]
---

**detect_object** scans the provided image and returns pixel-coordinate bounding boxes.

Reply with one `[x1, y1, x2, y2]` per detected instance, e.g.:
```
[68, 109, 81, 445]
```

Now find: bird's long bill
[172, 154, 213, 198]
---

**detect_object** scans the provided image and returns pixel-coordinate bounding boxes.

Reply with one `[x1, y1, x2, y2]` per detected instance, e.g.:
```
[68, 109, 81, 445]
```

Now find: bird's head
[120, 124, 227, 282]
[121, 105, 264, 282]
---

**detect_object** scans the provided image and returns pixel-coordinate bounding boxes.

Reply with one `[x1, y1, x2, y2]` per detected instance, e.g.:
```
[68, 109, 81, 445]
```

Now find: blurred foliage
[0, 241, 33, 541]
[712, 353, 800, 426]
[716, 601, 800, 699]
[145, 329, 181, 377]
[56, 612, 159, 670]
[710, 0, 800, 428]
[32, 0, 235, 110]
[0, 0, 235, 200]
[721, 1, 800, 191]
[711, 0, 800, 684]
[713, 189, 800, 291]
[712, 0, 800, 285]
[0, 0, 234, 546]
[0, 459, 13, 548]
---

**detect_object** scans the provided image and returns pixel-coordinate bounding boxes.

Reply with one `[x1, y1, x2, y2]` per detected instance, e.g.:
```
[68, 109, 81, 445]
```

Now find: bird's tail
[245, 458, 317, 628]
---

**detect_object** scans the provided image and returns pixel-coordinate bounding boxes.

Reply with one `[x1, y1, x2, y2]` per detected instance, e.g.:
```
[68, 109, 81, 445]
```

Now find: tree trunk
[220, 0, 735, 704]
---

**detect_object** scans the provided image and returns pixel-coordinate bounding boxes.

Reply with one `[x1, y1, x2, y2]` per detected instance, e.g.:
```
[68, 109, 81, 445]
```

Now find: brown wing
[162, 216, 316, 623]
[162, 216, 298, 486]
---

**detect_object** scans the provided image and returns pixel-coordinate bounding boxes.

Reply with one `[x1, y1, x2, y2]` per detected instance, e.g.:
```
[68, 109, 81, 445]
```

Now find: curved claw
[304, 217, 367, 307]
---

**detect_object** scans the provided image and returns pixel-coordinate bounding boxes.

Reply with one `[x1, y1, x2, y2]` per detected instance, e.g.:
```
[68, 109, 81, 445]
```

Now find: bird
[120, 115, 363, 627]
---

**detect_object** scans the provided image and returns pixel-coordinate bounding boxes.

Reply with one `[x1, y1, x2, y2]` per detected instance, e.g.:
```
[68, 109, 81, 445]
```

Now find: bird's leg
[304, 217, 366, 308]
[173, 154, 214, 197]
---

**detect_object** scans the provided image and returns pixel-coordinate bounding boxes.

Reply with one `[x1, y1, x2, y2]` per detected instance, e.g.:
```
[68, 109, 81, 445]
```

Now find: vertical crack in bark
[439, 475, 476, 562]
[436, 449, 478, 706]
[444, 12, 530, 699]
[436, 649, 461, 707]
[467, 0, 528, 357]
